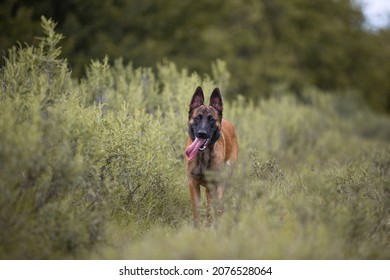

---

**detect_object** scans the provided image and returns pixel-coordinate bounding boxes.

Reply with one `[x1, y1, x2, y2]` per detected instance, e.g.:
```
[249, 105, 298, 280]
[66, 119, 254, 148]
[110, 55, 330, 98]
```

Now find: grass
[1, 17, 389, 260]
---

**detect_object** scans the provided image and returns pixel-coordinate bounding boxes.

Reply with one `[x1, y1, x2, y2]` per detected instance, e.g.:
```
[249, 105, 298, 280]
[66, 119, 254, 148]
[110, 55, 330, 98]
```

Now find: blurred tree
[1, 0, 389, 112]
[0, 0, 41, 48]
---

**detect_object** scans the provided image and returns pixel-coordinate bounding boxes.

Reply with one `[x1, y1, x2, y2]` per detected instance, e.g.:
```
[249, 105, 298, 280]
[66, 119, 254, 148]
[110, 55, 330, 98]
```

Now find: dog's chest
[190, 149, 213, 179]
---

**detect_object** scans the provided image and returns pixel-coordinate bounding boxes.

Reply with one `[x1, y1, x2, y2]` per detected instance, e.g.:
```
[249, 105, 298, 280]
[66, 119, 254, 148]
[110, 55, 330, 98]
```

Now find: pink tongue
[185, 137, 206, 161]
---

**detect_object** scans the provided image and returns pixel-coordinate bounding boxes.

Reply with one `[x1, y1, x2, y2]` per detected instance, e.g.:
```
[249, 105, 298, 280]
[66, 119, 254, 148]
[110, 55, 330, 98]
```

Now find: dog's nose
[197, 130, 207, 139]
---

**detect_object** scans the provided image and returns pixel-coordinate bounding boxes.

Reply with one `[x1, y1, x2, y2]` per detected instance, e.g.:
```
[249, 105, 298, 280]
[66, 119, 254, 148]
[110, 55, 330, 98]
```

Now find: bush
[1, 17, 390, 259]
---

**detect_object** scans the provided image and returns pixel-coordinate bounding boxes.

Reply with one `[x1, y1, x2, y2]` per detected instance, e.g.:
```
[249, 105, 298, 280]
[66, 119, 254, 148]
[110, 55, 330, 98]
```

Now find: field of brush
[1, 19, 390, 259]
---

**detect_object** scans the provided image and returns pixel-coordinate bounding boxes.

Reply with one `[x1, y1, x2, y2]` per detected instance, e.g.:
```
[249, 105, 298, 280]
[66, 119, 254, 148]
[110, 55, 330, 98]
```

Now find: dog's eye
[195, 114, 203, 122]
[208, 115, 216, 123]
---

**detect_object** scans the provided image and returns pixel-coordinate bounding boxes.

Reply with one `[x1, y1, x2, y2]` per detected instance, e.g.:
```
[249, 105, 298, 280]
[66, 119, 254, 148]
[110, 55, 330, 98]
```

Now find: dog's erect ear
[189, 86, 204, 111]
[210, 88, 223, 118]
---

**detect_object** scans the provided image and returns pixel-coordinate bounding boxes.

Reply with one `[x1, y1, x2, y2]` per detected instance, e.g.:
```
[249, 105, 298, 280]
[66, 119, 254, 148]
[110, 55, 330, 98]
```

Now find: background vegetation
[1, 18, 389, 259]
[1, 0, 390, 112]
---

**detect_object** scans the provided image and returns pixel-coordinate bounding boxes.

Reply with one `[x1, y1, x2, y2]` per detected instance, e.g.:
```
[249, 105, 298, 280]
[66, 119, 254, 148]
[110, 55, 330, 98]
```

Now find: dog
[185, 86, 238, 227]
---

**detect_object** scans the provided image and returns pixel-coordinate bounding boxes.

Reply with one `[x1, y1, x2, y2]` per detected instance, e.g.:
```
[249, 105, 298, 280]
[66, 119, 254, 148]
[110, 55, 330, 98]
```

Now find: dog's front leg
[188, 178, 201, 227]
[204, 184, 224, 226]
[206, 187, 214, 226]
[216, 184, 225, 217]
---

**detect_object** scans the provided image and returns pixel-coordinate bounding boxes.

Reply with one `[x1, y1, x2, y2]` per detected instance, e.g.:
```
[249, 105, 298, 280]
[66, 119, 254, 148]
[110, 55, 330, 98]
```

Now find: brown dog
[185, 86, 238, 227]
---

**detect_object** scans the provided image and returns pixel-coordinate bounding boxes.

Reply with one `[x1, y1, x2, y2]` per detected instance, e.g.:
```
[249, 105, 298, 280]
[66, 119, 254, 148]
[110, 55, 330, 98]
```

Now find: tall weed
[1, 18, 390, 259]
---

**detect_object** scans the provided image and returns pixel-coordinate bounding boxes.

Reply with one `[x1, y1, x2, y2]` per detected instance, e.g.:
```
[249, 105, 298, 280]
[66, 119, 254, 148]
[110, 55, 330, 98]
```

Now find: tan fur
[186, 118, 238, 227]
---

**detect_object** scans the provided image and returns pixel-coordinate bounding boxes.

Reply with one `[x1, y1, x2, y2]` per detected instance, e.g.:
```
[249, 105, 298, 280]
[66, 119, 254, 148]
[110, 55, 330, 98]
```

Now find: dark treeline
[1, 0, 390, 112]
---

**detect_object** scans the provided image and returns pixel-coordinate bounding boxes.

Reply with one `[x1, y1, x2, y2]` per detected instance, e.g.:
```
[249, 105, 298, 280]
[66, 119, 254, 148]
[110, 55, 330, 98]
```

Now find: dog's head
[186, 86, 223, 161]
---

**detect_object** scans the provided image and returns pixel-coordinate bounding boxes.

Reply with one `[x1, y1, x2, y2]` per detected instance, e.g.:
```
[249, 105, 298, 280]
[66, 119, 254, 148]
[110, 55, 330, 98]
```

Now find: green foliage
[1, 0, 390, 112]
[1, 18, 390, 259]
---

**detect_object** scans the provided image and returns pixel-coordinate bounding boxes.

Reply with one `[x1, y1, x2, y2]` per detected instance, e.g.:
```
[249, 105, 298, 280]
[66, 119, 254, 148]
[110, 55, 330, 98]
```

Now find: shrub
[1, 17, 389, 259]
